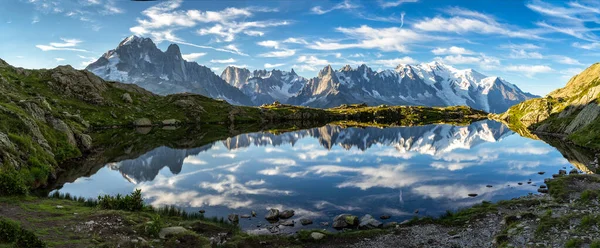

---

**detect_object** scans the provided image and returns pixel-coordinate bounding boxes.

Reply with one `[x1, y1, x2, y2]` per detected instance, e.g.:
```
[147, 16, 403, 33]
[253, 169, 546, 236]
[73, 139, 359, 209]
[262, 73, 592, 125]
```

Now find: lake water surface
[55, 120, 582, 232]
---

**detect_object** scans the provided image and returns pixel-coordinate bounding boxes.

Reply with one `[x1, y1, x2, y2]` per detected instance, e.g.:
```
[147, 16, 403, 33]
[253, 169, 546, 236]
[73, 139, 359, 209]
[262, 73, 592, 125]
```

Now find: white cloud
[257, 40, 279, 49]
[573, 42, 600, 50]
[555, 56, 583, 65]
[431, 46, 474, 55]
[509, 49, 544, 59]
[264, 63, 286, 68]
[36, 38, 88, 52]
[527, 1, 600, 42]
[283, 37, 308, 45]
[182, 52, 207, 61]
[54, 58, 65, 62]
[311, 0, 358, 15]
[434, 54, 500, 69]
[210, 58, 236, 64]
[501, 43, 542, 50]
[244, 30, 264, 36]
[505, 64, 553, 77]
[297, 55, 329, 66]
[560, 67, 584, 79]
[130, 0, 288, 44]
[379, 0, 419, 8]
[258, 49, 295, 58]
[308, 25, 430, 52]
[414, 8, 541, 39]
[372, 57, 417, 67]
[32, 16, 39, 24]
[292, 64, 318, 72]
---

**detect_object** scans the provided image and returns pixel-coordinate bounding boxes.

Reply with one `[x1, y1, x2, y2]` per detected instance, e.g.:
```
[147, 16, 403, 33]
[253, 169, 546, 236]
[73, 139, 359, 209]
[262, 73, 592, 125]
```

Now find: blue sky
[1, 0, 599, 95]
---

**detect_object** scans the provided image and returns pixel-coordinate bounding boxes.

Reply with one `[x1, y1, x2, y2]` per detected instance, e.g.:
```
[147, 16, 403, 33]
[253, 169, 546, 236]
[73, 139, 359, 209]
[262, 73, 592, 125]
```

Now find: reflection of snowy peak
[221, 66, 307, 105]
[108, 145, 213, 183]
[223, 120, 513, 155]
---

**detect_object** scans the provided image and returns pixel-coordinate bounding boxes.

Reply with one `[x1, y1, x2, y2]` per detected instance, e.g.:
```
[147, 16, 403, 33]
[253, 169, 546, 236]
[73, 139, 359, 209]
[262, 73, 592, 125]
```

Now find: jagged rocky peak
[221, 66, 252, 88]
[85, 36, 253, 105]
[319, 65, 334, 77]
[341, 65, 353, 72]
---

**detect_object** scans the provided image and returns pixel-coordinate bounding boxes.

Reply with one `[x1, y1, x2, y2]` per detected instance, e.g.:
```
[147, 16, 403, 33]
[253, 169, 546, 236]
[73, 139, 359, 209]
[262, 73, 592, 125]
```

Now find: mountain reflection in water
[56, 120, 583, 231]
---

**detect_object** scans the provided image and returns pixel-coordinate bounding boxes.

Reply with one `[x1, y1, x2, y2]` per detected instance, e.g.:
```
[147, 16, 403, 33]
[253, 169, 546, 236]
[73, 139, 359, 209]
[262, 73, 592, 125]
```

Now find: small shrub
[0, 218, 20, 242]
[145, 215, 163, 237]
[565, 238, 583, 248]
[15, 229, 45, 248]
[0, 168, 28, 196]
[98, 189, 144, 211]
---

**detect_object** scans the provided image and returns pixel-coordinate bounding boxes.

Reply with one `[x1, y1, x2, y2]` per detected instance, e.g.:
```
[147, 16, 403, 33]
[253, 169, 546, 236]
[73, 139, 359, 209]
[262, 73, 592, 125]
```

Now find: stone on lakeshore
[279, 210, 295, 219]
[133, 118, 152, 127]
[265, 209, 279, 221]
[332, 214, 359, 229]
[359, 214, 382, 229]
[311, 232, 325, 240]
[228, 214, 239, 223]
[158, 226, 188, 239]
[300, 219, 313, 226]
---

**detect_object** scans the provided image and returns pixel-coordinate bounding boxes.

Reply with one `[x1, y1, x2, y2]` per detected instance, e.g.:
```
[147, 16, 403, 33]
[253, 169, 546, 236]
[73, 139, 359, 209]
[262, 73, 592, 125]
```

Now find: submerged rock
[228, 214, 239, 223]
[468, 193, 478, 197]
[380, 215, 391, 220]
[359, 214, 382, 229]
[279, 210, 295, 219]
[280, 220, 294, 226]
[265, 209, 279, 221]
[300, 219, 313, 226]
[332, 214, 359, 229]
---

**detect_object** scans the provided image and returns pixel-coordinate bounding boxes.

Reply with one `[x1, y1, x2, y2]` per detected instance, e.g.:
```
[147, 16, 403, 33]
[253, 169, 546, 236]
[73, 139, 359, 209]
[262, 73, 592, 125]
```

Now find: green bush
[98, 189, 144, 211]
[0, 218, 20, 243]
[0, 218, 45, 247]
[0, 168, 28, 196]
[145, 215, 163, 237]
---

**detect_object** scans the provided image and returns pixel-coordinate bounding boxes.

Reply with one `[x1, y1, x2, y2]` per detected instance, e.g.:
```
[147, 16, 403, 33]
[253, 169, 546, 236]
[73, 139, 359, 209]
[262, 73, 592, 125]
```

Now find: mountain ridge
[85, 36, 537, 113]
[86, 35, 253, 105]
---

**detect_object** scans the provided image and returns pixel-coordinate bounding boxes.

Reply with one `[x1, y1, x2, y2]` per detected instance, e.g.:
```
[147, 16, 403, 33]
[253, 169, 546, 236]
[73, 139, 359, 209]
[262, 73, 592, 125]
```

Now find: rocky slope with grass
[496, 63, 600, 149]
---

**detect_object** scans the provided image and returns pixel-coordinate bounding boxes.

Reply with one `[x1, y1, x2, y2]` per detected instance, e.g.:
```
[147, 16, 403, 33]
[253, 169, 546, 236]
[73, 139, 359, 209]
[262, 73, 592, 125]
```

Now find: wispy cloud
[182, 52, 207, 61]
[210, 58, 237, 64]
[311, 0, 358, 15]
[36, 38, 88, 52]
[264, 63, 285, 69]
[131, 0, 288, 44]
[414, 7, 542, 39]
[505, 64, 553, 77]
[378, 0, 419, 8]
[431, 46, 474, 55]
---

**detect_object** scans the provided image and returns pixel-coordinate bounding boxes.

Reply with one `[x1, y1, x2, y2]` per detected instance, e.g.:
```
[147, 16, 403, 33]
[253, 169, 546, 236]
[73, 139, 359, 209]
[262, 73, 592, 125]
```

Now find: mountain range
[86, 36, 537, 113]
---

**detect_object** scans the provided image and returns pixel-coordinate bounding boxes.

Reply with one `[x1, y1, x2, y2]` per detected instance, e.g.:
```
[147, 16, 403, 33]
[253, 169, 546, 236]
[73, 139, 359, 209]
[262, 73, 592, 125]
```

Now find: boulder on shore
[332, 214, 359, 229]
[265, 209, 279, 221]
[359, 214, 382, 229]
[133, 118, 152, 127]
[279, 210, 295, 219]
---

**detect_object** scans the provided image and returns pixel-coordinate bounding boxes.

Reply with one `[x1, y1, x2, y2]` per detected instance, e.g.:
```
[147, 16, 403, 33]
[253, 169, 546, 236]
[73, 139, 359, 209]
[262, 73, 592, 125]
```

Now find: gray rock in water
[265, 209, 279, 221]
[122, 93, 133, 103]
[359, 214, 382, 229]
[158, 226, 188, 239]
[569, 169, 579, 175]
[311, 232, 326, 240]
[538, 188, 549, 194]
[300, 219, 313, 226]
[240, 214, 251, 219]
[280, 220, 294, 226]
[228, 214, 239, 223]
[332, 214, 359, 229]
[133, 118, 152, 127]
[380, 215, 391, 220]
[558, 169, 567, 175]
[279, 210, 295, 219]
[468, 193, 478, 197]
[251, 211, 256, 217]
[199, 210, 205, 214]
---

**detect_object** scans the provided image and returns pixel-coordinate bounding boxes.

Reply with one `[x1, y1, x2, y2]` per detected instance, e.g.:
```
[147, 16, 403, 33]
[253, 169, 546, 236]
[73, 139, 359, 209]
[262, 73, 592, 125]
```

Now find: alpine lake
[47, 120, 597, 234]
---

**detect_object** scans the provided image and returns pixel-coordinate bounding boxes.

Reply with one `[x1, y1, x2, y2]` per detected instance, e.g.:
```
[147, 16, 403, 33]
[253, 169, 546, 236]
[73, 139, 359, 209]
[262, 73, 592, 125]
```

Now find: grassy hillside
[496, 63, 600, 149]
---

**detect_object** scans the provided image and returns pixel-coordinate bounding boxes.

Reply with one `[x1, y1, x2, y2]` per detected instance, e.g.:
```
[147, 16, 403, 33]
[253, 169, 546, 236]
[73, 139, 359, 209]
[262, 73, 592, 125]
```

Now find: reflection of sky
[57, 121, 572, 231]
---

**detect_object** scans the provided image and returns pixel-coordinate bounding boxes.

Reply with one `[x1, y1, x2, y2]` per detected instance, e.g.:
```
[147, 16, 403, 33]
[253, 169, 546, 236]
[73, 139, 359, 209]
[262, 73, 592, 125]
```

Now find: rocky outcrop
[497, 63, 600, 148]
[86, 36, 253, 106]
